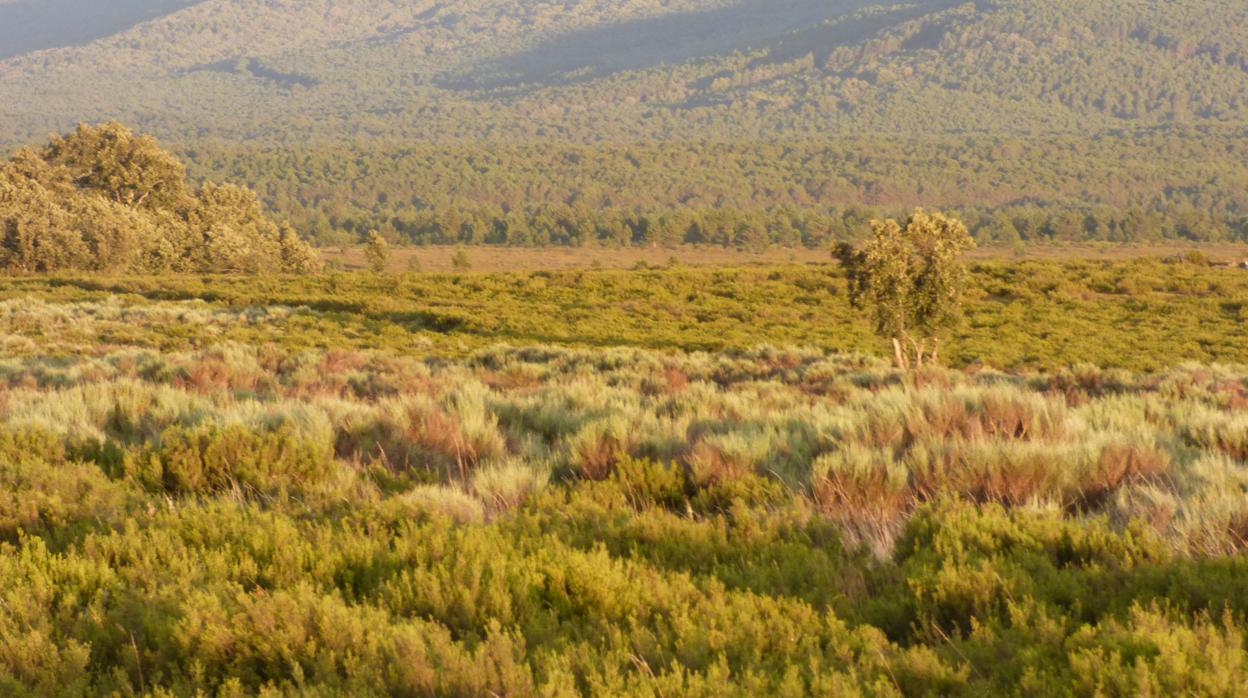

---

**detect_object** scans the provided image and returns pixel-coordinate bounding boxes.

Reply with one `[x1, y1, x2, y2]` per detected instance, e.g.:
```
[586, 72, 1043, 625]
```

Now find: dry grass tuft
[568, 418, 637, 480]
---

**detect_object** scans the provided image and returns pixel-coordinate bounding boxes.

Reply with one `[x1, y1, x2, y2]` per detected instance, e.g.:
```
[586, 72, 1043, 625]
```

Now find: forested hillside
[2, 0, 1247, 245]
[5, 0, 1246, 141]
[0, 0, 198, 61]
[183, 131, 1248, 247]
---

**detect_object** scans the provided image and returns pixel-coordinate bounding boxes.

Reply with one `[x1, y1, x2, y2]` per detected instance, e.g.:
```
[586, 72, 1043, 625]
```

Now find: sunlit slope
[0, 0, 1245, 143]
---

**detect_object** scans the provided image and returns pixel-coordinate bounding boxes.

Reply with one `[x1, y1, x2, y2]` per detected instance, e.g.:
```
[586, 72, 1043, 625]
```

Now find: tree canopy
[837, 210, 975, 368]
[0, 123, 320, 274]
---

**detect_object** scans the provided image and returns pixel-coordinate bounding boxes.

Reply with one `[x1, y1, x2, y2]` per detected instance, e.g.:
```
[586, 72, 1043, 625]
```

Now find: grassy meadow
[3, 257, 1248, 695]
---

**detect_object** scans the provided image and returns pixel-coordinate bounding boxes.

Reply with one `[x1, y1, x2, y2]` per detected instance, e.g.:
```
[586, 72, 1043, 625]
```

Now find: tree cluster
[0, 123, 321, 274]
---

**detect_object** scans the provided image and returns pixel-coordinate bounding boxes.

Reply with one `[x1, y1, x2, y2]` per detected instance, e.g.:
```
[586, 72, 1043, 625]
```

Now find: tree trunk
[931, 338, 941, 366]
[891, 337, 909, 370]
[909, 337, 926, 368]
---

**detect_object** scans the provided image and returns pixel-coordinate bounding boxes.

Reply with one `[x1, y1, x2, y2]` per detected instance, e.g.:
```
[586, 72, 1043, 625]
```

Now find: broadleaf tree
[836, 210, 976, 369]
[0, 123, 323, 274]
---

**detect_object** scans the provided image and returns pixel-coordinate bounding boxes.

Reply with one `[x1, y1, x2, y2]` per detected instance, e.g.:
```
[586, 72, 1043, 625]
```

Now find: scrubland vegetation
[2, 255, 1244, 370]
[7, 1, 1248, 693]
[1, 258, 1248, 695]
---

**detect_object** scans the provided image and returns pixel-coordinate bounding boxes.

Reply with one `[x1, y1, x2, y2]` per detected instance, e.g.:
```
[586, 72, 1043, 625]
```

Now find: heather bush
[134, 422, 335, 495]
[0, 457, 131, 543]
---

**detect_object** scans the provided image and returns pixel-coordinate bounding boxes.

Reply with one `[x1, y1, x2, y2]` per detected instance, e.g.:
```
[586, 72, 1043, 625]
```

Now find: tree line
[320, 202, 1244, 250]
[181, 133, 1248, 248]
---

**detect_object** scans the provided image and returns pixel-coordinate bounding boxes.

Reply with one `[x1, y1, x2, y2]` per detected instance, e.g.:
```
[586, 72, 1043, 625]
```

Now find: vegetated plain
[3, 256, 1248, 695]
[320, 241, 1248, 274]
[8, 256, 1247, 371]
[4, 0, 1248, 692]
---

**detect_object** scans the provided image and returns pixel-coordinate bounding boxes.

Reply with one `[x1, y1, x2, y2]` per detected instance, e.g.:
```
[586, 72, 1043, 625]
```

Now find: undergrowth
[1, 338, 1247, 695]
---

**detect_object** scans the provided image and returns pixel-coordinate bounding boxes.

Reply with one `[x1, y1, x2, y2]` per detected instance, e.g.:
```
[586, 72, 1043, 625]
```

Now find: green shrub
[609, 456, 689, 510]
[1064, 605, 1247, 697]
[0, 457, 131, 543]
[0, 427, 68, 466]
[135, 423, 334, 494]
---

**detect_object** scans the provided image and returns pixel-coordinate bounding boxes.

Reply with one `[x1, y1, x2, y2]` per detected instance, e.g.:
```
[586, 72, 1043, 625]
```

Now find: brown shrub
[905, 442, 965, 501]
[320, 348, 368, 375]
[909, 391, 972, 443]
[977, 388, 1067, 441]
[568, 418, 639, 481]
[685, 440, 749, 485]
[811, 447, 912, 554]
[1079, 441, 1172, 506]
[183, 359, 234, 393]
[973, 447, 1066, 505]
[406, 405, 502, 479]
[480, 367, 543, 392]
[909, 441, 1071, 506]
[664, 367, 690, 394]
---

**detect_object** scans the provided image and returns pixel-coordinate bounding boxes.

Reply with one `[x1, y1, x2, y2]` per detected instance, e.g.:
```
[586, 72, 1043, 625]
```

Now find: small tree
[450, 247, 471, 271]
[835, 210, 975, 369]
[364, 230, 389, 274]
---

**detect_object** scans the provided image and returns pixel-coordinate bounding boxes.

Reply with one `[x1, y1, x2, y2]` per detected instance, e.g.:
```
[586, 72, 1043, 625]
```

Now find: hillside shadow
[41, 278, 471, 335]
[184, 58, 319, 89]
[438, 0, 952, 93]
[0, 0, 201, 61]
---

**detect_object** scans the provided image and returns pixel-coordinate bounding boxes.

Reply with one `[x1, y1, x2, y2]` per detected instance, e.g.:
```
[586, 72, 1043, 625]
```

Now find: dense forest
[181, 131, 1248, 247]
[2, 0, 1247, 246]
[0, 123, 319, 273]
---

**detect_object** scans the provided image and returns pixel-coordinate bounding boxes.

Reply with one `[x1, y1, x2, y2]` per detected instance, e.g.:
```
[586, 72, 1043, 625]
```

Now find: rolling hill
[1, 0, 1246, 244]
[0, 0, 198, 61]
[2, 0, 1246, 142]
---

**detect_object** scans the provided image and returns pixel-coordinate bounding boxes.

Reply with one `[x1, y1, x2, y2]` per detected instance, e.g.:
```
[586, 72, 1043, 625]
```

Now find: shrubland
[0, 256, 1244, 370]
[0, 263, 1247, 694]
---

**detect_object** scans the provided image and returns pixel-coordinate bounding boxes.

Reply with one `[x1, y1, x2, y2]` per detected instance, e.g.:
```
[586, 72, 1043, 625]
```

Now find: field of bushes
[3, 258, 1248, 695]
[2, 256, 1247, 370]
